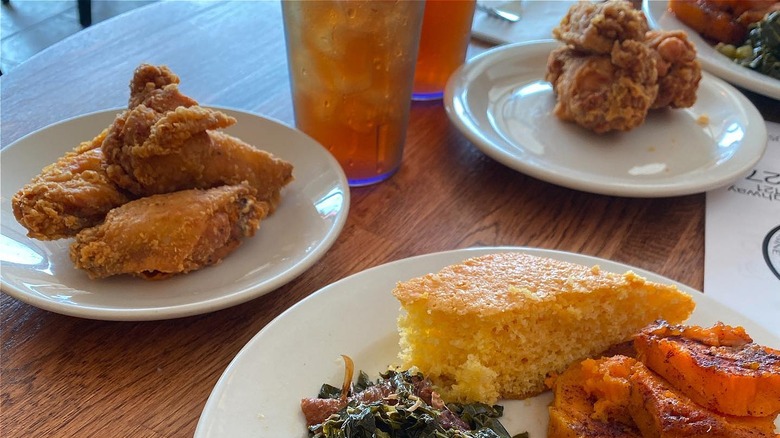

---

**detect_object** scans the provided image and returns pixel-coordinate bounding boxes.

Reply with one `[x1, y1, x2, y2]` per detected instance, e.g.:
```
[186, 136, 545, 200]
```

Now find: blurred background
[1, 0, 156, 74]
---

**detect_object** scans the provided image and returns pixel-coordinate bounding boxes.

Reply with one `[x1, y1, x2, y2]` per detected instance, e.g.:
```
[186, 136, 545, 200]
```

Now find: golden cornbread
[392, 252, 695, 404]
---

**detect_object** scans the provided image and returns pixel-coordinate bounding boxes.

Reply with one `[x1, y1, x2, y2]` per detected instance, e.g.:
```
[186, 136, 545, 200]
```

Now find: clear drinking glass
[282, 0, 425, 186]
[412, 0, 476, 101]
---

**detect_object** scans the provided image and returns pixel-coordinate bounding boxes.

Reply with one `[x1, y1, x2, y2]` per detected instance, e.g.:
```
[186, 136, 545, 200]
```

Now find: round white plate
[643, 0, 780, 100]
[444, 40, 768, 198]
[194, 246, 780, 438]
[0, 108, 349, 321]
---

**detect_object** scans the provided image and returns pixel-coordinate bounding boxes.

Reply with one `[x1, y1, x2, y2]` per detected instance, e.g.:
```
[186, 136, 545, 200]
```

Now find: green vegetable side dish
[716, 11, 780, 80]
[301, 357, 528, 438]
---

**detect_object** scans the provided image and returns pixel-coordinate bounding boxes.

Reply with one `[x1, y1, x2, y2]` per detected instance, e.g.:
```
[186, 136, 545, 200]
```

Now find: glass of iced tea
[412, 0, 476, 101]
[282, 0, 425, 187]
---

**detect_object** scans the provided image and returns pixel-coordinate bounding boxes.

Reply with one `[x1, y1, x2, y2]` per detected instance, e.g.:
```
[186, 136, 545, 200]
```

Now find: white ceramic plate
[444, 40, 768, 198]
[0, 108, 349, 321]
[471, 1, 577, 45]
[643, 0, 780, 100]
[194, 246, 780, 438]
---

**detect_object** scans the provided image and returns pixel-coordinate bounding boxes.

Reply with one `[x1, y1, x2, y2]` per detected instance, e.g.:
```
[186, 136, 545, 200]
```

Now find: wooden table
[1, 2, 777, 437]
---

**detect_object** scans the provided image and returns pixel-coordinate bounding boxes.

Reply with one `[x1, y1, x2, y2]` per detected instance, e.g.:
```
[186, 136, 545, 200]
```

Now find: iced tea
[412, 0, 476, 100]
[282, 1, 425, 186]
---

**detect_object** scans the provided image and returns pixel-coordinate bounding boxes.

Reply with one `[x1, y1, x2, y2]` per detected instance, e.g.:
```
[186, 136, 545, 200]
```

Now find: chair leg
[78, 0, 91, 27]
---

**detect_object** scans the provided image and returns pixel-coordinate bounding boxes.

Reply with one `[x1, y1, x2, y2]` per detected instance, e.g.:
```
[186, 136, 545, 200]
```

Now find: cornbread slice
[392, 252, 695, 404]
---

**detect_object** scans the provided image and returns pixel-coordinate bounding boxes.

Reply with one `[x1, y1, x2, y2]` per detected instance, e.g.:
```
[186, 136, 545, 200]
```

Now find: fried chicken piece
[645, 30, 702, 109]
[10, 64, 195, 241]
[102, 104, 294, 212]
[553, 0, 650, 54]
[546, 40, 659, 133]
[70, 184, 268, 280]
[128, 64, 186, 108]
[11, 130, 132, 240]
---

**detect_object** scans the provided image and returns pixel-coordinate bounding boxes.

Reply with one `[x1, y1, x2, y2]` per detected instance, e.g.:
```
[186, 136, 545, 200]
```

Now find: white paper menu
[705, 121, 780, 336]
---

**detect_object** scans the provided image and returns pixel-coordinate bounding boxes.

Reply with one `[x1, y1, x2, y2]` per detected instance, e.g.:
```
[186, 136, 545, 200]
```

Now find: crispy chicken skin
[553, 0, 649, 54]
[10, 64, 194, 240]
[545, 40, 659, 134]
[547, 0, 700, 133]
[70, 184, 268, 280]
[13, 62, 291, 246]
[101, 104, 294, 212]
[11, 130, 132, 240]
[645, 30, 702, 109]
[102, 105, 237, 194]
[635, 320, 780, 417]
[128, 64, 185, 109]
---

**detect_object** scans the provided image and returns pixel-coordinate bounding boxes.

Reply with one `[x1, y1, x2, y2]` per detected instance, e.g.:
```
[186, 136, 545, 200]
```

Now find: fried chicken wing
[11, 130, 132, 240]
[128, 64, 189, 109]
[545, 40, 659, 134]
[11, 64, 195, 240]
[70, 184, 268, 280]
[645, 30, 702, 109]
[553, 0, 649, 54]
[102, 104, 294, 212]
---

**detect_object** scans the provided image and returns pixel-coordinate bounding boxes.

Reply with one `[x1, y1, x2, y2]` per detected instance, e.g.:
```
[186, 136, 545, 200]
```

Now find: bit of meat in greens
[301, 356, 528, 438]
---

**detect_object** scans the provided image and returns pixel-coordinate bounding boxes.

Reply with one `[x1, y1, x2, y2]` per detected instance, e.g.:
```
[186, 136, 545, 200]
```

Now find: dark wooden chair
[77, 0, 91, 27]
[1, 0, 91, 27]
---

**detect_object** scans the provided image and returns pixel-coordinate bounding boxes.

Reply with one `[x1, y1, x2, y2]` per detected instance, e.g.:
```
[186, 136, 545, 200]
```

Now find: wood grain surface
[1, 1, 776, 437]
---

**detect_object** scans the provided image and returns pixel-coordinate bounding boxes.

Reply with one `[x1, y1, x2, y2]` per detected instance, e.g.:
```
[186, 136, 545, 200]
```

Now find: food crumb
[696, 114, 710, 126]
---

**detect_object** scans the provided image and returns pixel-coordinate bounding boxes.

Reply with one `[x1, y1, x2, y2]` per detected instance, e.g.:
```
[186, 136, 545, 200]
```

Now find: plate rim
[0, 107, 350, 321]
[194, 245, 780, 437]
[444, 39, 768, 198]
[642, 0, 780, 100]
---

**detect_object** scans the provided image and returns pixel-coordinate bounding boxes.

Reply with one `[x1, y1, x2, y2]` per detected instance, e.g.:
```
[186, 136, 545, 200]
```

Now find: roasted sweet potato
[635, 320, 780, 417]
[548, 356, 643, 438]
[629, 361, 779, 438]
[668, 0, 748, 44]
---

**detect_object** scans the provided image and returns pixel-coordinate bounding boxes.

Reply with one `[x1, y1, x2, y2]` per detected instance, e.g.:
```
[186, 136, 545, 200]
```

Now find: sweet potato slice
[635, 320, 780, 417]
[629, 362, 779, 438]
[668, 0, 747, 44]
[548, 356, 643, 438]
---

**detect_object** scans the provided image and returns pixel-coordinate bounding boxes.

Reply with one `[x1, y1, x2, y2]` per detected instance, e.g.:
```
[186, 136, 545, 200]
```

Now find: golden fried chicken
[553, 0, 649, 54]
[128, 64, 190, 109]
[547, 0, 700, 133]
[70, 184, 268, 280]
[10, 64, 194, 241]
[102, 104, 294, 212]
[645, 30, 702, 109]
[11, 130, 132, 240]
[545, 40, 659, 134]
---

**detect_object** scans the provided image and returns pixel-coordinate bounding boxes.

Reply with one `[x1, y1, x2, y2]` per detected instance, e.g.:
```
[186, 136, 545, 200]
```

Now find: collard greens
[307, 369, 528, 438]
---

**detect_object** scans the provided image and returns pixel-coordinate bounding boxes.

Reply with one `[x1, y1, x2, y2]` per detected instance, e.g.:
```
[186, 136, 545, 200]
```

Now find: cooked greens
[716, 11, 780, 79]
[305, 368, 528, 438]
